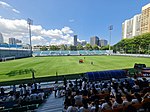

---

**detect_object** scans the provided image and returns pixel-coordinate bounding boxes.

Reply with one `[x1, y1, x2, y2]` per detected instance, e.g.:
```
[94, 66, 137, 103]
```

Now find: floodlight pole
[27, 18, 33, 56]
[109, 25, 113, 55]
[148, 44, 150, 55]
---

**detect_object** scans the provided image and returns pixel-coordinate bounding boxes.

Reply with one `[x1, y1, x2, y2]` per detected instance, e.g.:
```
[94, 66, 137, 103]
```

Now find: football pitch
[0, 55, 150, 82]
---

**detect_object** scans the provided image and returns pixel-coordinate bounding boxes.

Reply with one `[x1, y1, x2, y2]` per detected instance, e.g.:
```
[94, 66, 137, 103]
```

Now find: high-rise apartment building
[80, 40, 87, 46]
[15, 39, 22, 44]
[0, 33, 4, 44]
[90, 36, 99, 46]
[122, 3, 150, 39]
[99, 39, 108, 46]
[133, 14, 141, 36]
[73, 35, 77, 46]
[141, 3, 150, 34]
[9, 38, 16, 45]
[122, 14, 141, 39]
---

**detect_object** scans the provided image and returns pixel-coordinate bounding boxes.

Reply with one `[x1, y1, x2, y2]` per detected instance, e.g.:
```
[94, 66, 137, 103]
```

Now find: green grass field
[0, 55, 150, 82]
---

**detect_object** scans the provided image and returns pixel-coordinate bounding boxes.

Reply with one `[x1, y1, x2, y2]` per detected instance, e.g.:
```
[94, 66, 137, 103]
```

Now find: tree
[113, 33, 150, 54]
[100, 45, 109, 50]
[40, 46, 48, 51]
[93, 44, 99, 50]
[68, 45, 77, 51]
[77, 44, 84, 50]
[60, 44, 67, 50]
[85, 43, 93, 50]
[49, 45, 59, 50]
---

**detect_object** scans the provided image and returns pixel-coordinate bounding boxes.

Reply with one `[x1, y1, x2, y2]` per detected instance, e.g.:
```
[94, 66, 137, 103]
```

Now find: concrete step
[36, 91, 64, 112]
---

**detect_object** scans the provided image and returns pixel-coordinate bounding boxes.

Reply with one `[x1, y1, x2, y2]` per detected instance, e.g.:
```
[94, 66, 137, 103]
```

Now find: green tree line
[113, 33, 150, 54]
[40, 44, 104, 51]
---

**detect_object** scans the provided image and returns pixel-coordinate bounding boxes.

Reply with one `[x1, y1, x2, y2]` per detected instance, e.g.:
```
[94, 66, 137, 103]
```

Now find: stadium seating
[33, 50, 108, 56]
[86, 70, 127, 81]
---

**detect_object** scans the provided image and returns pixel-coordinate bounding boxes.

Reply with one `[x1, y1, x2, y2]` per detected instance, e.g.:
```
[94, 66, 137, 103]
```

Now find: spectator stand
[0, 83, 53, 112]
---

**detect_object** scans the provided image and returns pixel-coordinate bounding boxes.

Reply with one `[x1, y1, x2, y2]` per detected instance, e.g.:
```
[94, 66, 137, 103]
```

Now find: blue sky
[0, 0, 150, 45]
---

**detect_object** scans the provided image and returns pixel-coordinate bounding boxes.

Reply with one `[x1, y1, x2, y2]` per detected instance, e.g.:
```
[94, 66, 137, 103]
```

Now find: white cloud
[0, 1, 20, 13]
[69, 19, 75, 23]
[0, 1, 10, 7]
[61, 27, 73, 34]
[12, 8, 20, 13]
[0, 17, 77, 45]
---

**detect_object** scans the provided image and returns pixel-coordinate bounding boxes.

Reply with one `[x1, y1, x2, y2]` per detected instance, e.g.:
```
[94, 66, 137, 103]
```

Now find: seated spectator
[7, 92, 15, 101]
[38, 90, 45, 100]
[125, 104, 137, 112]
[30, 91, 38, 101]
[12, 85, 16, 93]
[101, 96, 112, 111]
[74, 90, 82, 107]
[82, 87, 88, 99]
[132, 93, 142, 104]
[95, 85, 101, 93]
[79, 99, 91, 112]
[132, 81, 140, 92]
[23, 92, 30, 102]
[112, 94, 123, 109]
[93, 99, 102, 112]
[66, 98, 78, 112]
[37, 82, 41, 89]
[18, 95, 23, 104]
[123, 94, 132, 106]
[0, 87, 5, 96]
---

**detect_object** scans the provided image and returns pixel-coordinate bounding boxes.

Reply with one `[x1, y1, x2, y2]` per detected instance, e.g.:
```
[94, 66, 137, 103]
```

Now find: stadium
[0, 43, 150, 112]
[0, 1, 150, 111]
[0, 50, 150, 112]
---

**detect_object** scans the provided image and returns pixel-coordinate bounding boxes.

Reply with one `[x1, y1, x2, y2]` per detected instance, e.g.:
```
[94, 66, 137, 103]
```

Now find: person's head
[104, 96, 110, 102]
[95, 99, 101, 112]
[142, 77, 146, 81]
[115, 94, 123, 104]
[76, 90, 79, 95]
[104, 96, 112, 106]
[71, 98, 76, 106]
[82, 99, 88, 109]
[125, 94, 132, 102]
[134, 93, 142, 102]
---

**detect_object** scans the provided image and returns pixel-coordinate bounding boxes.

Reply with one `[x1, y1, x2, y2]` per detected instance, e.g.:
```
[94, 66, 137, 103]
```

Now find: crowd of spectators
[61, 77, 150, 112]
[0, 82, 51, 110]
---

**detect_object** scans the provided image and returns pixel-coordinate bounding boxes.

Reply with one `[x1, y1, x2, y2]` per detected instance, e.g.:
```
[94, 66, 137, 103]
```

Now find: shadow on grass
[5, 69, 35, 77]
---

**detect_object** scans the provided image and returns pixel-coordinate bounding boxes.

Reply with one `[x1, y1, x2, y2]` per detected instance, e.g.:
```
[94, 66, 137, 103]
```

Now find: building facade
[133, 14, 141, 36]
[80, 40, 87, 46]
[90, 36, 99, 46]
[141, 3, 150, 34]
[0, 33, 4, 44]
[9, 38, 16, 45]
[122, 3, 150, 39]
[99, 39, 108, 46]
[73, 35, 77, 46]
[122, 14, 141, 39]
[15, 39, 22, 44]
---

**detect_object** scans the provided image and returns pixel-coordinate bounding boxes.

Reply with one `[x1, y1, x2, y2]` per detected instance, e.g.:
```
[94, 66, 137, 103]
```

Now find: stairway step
[36, 91, 64, 112]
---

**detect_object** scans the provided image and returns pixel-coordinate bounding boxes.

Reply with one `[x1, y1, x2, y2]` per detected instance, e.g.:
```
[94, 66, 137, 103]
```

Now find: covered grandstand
[33, 50, 110, 56]
[0, 44, 31, 61]
[86, 70, 127, 81]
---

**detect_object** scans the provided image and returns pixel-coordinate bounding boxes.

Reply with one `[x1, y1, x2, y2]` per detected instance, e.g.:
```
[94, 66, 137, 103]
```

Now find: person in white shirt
[54, 81, 58, 97]
[112, 94, 123, 109]
[74, 90, 82, 107]
[79, 99, 91, 112]
[132, 93, 142, 104]
[101, 96, 112, 111]
[66, 99, 78, 112]
[123, 94, 132, 107]
[38, 92, 45, 100]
